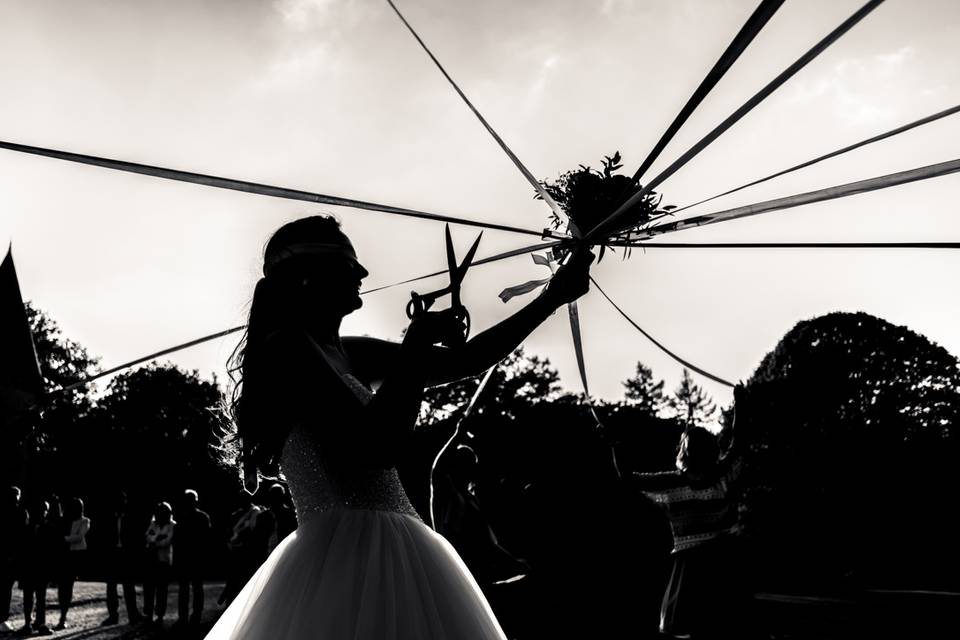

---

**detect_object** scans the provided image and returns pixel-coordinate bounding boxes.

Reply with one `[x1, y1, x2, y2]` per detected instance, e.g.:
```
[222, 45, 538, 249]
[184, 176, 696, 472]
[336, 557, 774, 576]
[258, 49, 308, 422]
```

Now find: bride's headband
[263, 240, 359, 277]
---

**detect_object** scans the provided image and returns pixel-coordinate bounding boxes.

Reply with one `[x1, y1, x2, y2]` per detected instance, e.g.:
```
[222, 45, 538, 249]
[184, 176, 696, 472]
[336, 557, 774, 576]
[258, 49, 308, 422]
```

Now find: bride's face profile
[262, 216, 370, 329]
[299, 250, 369, 319]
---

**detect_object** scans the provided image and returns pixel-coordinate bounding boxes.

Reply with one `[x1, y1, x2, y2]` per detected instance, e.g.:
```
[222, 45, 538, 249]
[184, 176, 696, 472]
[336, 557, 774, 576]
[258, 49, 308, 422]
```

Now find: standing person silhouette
[0, 486, 28, 633]
[101, 490, 145, 626]
[206, 214, 592, 639]
[55, 497, 90, 630]
[617, 385, 753, 640]
[18, 499, 55, 636]
[175, 489, 211, 628]
[143, 501, 175, 625]
[259, 484, 297, 555]
[45, 494, 68, 628]
[218, 492, 263, 607]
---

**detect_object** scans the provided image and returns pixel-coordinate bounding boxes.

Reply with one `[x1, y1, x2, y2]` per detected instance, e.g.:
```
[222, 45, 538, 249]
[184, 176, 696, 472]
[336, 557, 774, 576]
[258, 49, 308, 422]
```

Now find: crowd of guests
[0, 483, 296, 636]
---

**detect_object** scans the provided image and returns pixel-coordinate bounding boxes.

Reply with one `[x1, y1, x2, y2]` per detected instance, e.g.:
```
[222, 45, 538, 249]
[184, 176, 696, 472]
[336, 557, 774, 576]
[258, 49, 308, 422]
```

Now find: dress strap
[301, 333, 372, 403]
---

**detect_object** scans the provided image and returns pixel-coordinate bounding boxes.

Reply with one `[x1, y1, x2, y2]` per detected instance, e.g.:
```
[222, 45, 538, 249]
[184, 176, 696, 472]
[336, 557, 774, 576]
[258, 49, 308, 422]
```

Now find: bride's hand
[404, 308, 467, 349]
[542, 246, 595, 307]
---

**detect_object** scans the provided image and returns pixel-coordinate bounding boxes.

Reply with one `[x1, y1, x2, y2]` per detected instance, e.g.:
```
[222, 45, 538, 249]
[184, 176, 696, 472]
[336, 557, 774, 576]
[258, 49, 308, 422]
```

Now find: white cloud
[252, 43, 334, 91]
[785, 46, 918, 127]
[526, 54, 560, 106]
[272, 0, 337, 30]
[875, 45, 915, 68]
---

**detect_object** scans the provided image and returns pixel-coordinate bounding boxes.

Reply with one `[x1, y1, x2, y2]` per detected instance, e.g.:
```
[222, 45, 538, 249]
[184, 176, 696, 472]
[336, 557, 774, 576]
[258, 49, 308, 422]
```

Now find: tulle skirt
[205, 508, 507, 640]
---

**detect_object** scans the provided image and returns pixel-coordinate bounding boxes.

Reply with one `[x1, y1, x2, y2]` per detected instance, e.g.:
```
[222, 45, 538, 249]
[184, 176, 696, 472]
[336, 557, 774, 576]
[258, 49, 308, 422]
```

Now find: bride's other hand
[404, 308, 466, 349]
[542, 246, 595, 307]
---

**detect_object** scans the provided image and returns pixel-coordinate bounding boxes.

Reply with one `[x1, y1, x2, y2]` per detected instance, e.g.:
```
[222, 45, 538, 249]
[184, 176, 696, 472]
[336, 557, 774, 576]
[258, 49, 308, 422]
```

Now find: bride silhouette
[207, 215, 592, 639]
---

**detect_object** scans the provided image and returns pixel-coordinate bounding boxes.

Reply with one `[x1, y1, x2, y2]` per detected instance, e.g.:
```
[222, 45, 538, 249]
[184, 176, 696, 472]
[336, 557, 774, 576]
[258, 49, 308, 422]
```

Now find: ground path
[3, 582, 224, 640]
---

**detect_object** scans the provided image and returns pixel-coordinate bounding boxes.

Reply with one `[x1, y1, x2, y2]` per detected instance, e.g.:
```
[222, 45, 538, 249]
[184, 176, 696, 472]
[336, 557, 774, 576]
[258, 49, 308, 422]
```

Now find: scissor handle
[406, 291, 431, 319]
[406, 297, 472, 347]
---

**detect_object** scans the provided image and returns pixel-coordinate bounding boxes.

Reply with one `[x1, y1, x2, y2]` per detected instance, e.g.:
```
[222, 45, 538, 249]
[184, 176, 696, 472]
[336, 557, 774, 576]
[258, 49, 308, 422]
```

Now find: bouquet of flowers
[538, 152, 675, 259]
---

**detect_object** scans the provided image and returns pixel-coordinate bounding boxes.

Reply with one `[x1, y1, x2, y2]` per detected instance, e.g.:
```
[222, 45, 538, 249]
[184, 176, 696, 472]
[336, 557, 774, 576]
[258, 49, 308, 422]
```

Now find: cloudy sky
[2, 0, 958, 418]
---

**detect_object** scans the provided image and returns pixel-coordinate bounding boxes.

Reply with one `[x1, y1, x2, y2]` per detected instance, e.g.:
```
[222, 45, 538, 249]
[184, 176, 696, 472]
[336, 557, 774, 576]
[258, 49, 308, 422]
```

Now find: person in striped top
[620, 385, 752, 639]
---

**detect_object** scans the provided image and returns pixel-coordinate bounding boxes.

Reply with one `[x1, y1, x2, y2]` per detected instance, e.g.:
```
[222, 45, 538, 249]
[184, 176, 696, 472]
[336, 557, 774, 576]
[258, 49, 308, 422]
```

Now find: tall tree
[1, 304, 101, 488]
[90, 363, 230, 502]
[667, 368, 717, 427]
[741, 312, 960, 587]
[22, 305, 100, 462]
[622, 362, 666, 417]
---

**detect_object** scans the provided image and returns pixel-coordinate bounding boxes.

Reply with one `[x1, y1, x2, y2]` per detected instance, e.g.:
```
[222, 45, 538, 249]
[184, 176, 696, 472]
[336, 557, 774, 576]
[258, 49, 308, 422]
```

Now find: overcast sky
[2, 0, 959, 419]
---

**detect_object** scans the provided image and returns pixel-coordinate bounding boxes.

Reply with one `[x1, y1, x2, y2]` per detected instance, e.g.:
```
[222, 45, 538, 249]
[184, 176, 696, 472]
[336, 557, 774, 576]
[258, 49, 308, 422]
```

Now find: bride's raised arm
[346, 247, 595, 387]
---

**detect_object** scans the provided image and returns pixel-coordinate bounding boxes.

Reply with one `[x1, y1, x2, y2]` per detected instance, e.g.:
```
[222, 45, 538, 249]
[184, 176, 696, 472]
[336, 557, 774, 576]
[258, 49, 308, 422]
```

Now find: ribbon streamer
[566, 300, 605, 427]
[385, 0, 570, 228]
[363, 240, 564, 295]
[590, 277, 735, 388]
[630, 0, 785, 185]
[610, 241, 960, 250]
[0, 139, 546, 239]
[498, 252, 558, 302]
[586, 0, 885, 243]
[668, 103, 960, 217]
[498, 278, 552, 303]
[428, 363, 499, 530]
[53, 325, 246, 395]
[624, 158, 960, 241]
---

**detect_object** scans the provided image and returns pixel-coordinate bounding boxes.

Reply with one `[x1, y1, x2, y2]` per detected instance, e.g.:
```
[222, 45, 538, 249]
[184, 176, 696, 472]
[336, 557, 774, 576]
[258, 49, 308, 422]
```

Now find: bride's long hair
[222, 214, 345, 487]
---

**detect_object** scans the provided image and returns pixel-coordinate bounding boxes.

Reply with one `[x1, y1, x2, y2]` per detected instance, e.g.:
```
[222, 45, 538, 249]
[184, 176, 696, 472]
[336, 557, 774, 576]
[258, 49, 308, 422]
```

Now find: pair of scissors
[407, 224, 483, 347]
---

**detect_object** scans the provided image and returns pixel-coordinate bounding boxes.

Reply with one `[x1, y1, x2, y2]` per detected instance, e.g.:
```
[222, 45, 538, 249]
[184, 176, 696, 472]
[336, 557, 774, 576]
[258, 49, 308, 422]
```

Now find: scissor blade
[444, 224, 457, 277]
[450, 233, 483, 308]
[459, 232, 483, 278]
[451, 231, 483, 307]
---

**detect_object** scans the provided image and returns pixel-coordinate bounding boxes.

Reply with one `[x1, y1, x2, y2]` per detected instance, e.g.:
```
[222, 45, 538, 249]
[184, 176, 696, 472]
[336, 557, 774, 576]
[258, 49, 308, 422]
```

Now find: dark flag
[1, 245, 45, 416]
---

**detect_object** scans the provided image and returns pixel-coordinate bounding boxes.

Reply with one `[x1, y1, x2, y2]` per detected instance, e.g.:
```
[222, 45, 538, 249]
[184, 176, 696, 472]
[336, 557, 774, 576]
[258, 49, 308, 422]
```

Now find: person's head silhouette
[154, 501, 172, 524]
[4, 485, 20, 508]
[675, 427, 720, 475]
[267, 483, 288, 509]
[29, 499, 50, 524]
[260, 215, 369, 323]
[182, 489, 199, 510]
[66, 497, 84, 521]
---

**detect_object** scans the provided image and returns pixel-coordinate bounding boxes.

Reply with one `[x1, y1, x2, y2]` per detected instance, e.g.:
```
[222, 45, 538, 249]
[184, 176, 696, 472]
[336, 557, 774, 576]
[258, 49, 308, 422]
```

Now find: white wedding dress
[205, 374, 507, 640]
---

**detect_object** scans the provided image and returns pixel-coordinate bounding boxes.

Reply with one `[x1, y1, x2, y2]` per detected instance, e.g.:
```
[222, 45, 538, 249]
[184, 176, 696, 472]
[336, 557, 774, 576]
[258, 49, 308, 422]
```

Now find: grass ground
[2, 581, 225, 640]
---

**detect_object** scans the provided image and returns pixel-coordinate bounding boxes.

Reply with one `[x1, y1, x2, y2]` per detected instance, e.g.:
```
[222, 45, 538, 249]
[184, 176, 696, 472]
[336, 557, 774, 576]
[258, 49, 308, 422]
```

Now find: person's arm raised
[429, 247, 595, 383]
[718, 384, 752, 480]
[345, 247, 595, 387]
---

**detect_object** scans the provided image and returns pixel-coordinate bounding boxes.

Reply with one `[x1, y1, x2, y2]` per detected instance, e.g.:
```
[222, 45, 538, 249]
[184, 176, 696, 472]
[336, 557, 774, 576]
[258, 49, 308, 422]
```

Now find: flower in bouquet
[537, 152, 675, 260]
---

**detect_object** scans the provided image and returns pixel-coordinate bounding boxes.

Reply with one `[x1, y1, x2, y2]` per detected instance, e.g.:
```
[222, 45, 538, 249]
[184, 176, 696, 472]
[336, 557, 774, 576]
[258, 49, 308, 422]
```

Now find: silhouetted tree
[667, 368, 716, 427]
[5, 305, 100, 489]
[622, 362, 666, 417]
[741, 312, 960, 589]
[88, 363, 232, 503]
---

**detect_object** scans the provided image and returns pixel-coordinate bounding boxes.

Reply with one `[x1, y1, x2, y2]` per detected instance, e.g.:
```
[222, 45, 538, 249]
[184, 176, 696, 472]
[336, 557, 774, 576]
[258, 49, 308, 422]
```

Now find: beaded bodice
[279, 374, 420, 524]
